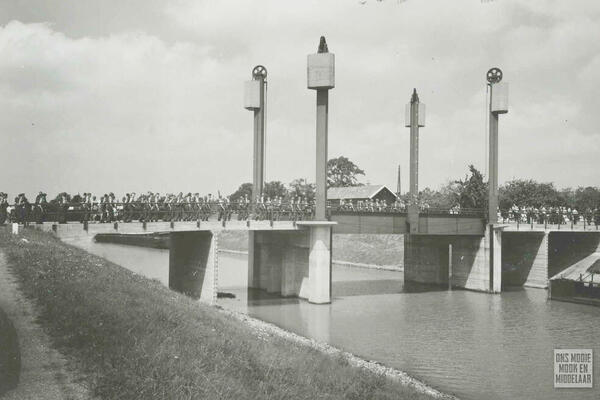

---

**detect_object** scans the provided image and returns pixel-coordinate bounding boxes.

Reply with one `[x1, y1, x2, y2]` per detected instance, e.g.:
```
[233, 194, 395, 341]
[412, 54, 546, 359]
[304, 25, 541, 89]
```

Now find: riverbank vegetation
[0, 228, 434, 400]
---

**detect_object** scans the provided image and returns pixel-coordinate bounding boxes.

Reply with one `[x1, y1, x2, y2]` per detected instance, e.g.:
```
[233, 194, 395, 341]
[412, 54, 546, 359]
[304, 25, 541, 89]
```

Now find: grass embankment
[219, 231, 404, 267]
[0, 307, 20, 394]
[0, 228, 430, 400]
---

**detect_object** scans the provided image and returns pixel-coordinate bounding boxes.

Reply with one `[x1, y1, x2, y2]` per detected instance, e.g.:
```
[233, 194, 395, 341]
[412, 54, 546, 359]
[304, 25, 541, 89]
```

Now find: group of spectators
[338, 198, 406, 212]
[0, 191, 316, 225]
[498, 205, 600, 226]
[2, 190, 599, 226]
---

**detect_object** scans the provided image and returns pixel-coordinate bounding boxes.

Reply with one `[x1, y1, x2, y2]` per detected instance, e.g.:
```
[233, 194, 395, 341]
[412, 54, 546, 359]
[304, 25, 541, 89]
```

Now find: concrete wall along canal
[502, 232, 548, 288]
[403, 234, 492, 291]
[405, 230, 600, 292]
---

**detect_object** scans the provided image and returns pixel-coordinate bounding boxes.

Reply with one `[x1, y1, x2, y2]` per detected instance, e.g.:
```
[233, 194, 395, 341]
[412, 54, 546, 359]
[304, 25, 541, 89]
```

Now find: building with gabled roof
[327, 185, 397, 205]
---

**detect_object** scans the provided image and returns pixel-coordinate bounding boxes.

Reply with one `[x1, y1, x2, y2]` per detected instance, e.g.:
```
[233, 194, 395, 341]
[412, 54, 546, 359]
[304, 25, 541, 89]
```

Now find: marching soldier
[91, 195, 99, 222]
[108, 193, 116, 222]
[34, 191, 48, 224]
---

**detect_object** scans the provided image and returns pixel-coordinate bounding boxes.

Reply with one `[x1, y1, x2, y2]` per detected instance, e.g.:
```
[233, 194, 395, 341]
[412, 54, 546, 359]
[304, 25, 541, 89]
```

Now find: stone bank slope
[0, 251, 93, 400]
[221, 307, 457, 400]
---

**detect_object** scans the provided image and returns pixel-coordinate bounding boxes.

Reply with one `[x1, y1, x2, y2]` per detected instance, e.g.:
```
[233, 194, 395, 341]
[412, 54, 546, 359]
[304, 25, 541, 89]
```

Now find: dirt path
[0, 250, 93, 400]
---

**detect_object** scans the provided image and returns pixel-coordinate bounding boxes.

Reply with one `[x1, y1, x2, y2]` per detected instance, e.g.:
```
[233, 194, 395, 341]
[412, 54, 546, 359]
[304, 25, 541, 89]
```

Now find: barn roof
[327, 185, 397, 200]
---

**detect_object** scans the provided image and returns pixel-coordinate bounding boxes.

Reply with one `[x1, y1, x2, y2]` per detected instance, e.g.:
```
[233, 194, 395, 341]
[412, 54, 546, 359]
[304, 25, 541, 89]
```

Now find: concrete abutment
[502, 232, 548, 288]
[404, 227, 503, 293]
[406, 230, 600, 291]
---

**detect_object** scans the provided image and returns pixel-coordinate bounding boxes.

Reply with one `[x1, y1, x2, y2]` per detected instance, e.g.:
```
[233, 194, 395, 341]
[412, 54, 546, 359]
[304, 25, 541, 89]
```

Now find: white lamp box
[491, 82, 509, 114]
[307, 53, 335, 89]
[244, 80, 261, 110]
[404, 103, 426, 127]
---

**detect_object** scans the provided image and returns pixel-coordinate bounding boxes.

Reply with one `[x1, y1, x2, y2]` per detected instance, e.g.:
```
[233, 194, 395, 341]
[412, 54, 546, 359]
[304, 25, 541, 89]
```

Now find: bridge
[14, 38, 600, 305]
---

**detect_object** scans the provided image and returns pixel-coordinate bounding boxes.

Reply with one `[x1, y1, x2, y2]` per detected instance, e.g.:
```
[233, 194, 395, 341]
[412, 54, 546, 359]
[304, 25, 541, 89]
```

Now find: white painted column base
[308, 224, 332, 304]
[491, 225, 503, 293]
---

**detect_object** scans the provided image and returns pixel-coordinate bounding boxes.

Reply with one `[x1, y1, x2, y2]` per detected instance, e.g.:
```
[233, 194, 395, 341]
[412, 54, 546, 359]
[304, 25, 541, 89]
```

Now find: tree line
[230, 156, 600, 214]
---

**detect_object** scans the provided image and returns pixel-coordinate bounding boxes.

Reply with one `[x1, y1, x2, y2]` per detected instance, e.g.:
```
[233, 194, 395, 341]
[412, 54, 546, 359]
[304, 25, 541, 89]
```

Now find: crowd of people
[0, 191, 317, 225]
[498, 205, 599, 226]
[1, 190, 598, 226]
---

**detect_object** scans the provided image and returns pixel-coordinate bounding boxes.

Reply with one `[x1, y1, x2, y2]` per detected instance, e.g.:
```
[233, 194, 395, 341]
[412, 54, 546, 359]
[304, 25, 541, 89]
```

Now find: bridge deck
[22, 217, 597, 238]
[33, 220, 307, 238]
[501, 222, 599, 232]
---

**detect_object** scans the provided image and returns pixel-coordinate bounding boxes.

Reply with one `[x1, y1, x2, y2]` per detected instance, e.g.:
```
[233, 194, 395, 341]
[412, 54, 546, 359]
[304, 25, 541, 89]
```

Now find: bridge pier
[169, 231, 217, 303]
[248, 223, 333, 303]
[308, 224, 333, 304]
[489, 225, 503, 293]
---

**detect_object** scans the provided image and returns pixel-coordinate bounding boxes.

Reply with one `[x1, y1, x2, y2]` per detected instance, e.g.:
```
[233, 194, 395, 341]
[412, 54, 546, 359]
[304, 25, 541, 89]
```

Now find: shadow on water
[499, 285, 529, 292]
[231, 279, 451, 305]
[245, 288, 302, 306]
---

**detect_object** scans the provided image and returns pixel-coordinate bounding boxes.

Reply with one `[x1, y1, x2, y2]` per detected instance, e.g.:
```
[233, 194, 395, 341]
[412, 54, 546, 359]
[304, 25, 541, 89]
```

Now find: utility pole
[405, 89, 425, 232]
[244, 65, 268, 203]
[307, 37, 334, 220]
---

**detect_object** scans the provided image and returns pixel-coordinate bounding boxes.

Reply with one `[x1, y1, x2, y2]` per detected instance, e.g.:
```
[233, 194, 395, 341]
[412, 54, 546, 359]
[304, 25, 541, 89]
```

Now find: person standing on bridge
[17, 193, 30, 225]
[34, 191, 47, 224]
[122, 194, 131, 222]
[90, 195, 99, 222]
[108, 193, 116, 222]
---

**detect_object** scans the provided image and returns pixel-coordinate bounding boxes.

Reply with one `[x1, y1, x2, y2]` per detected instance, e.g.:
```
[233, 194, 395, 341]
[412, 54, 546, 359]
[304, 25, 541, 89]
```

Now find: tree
[288, 178, 315, 202]
[229, 183, 252, 202]
[264, 181, 288, 199]
[499, 179, 561, 210]
[455, 165, 487, 209]
[327, 156, 365, 188]
[574, 186, 600, 211]
[418, 186, 456, 209]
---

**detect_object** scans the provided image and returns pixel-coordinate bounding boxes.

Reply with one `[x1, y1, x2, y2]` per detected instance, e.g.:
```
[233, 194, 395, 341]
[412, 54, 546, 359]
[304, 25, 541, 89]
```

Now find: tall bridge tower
[244, 65, 268, 202]
[486, 67, 508, 224]
[405, 89, 425, 233]
[487, 67, 509, 292]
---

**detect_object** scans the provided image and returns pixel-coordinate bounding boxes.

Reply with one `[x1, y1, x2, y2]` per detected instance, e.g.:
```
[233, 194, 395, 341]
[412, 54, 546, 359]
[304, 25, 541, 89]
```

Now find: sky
[1, 0, 599, 199]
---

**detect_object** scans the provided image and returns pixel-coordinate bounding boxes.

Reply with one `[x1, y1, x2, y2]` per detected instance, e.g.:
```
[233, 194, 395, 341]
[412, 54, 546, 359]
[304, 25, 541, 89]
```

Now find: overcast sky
[1, 0, 599, 199]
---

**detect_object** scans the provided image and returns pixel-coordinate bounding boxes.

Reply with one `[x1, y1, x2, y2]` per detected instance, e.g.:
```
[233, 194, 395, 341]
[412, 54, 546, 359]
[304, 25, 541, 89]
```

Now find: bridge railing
[419, 207, 484, 217]
[2, 201, 489, 225]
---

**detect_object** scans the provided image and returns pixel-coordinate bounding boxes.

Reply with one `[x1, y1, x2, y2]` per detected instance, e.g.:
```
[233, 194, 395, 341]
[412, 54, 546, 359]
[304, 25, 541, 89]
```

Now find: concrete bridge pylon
[404, 70, 508, 294]
[247, 37, 337, 304]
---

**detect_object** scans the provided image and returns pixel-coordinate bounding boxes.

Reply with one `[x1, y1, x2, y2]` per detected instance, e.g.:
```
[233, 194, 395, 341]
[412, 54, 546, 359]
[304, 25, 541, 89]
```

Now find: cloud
[0, 0, 599, 199]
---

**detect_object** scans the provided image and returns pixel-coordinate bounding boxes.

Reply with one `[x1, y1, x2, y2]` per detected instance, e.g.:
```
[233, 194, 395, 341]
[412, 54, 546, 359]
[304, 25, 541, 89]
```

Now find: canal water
[66, 237, 600, 400]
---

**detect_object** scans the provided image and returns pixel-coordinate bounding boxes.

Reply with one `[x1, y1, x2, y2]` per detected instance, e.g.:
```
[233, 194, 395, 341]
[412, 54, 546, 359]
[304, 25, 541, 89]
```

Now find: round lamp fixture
[252, 65, 267, 80]
[486, 67, 503, 84]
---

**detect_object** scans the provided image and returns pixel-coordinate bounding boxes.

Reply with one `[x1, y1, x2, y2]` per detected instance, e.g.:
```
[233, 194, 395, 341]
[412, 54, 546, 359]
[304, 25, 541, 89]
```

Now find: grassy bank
[0, 228, 433, 400]
[0, 307, 20, 394]
[219, 231, 404, 267]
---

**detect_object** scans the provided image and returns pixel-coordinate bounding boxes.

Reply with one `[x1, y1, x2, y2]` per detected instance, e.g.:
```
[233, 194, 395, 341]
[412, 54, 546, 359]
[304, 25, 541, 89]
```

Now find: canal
[66, 237, 600, 400]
